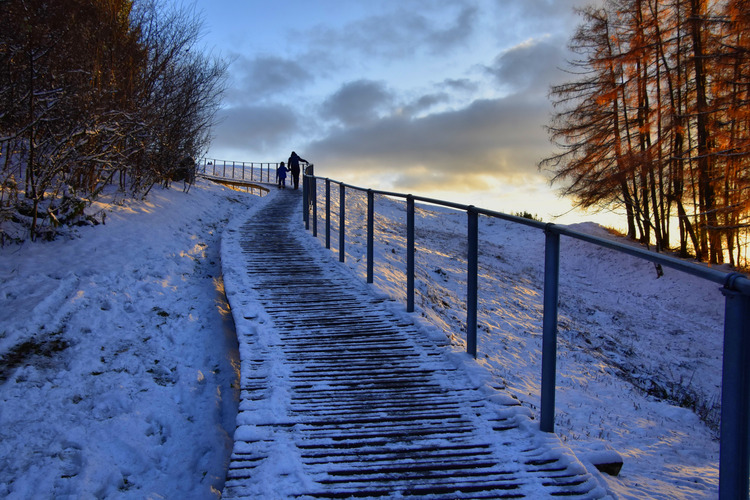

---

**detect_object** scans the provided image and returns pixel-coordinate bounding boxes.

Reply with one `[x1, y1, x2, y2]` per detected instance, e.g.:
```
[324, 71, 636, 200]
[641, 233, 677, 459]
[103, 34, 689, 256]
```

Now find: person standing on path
[287, 151, 308, 190]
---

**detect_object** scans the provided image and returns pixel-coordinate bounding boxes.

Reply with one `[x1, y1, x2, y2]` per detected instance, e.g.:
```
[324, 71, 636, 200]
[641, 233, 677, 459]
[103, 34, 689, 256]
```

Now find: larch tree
[542, 5, 640, 238]
[542, 0, 749, 266]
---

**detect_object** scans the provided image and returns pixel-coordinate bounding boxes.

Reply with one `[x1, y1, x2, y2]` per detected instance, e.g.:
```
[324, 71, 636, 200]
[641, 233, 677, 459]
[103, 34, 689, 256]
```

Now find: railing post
[719, 275, 750, 500]
[312, 176, 317, 237]
[339, 183, 346, 262]
[325, 179, 331, 249]
[223, 160, 226, 178]
[232, 161, 235, 179]
[541, 225, 560, 433]
[406, 195, 415, 313]
[467, 207, 479, 358]
[242, 162, 245, 180]
[303, 170, 309, 229]
[367, 189, 374, 284]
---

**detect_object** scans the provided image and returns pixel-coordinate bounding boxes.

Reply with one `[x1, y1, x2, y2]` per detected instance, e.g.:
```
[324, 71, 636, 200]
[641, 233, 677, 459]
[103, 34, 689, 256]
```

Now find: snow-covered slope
[0, 180, 255, 499]
[0, 179, 722, 498]
[311, 188, 721, 499]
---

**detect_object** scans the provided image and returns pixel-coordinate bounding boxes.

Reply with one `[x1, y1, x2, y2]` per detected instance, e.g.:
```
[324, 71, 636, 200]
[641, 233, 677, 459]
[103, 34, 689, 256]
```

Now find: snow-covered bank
[0, 179, 257, 498]
[311, 187, 723, 499]
[0, 178, 727, 499]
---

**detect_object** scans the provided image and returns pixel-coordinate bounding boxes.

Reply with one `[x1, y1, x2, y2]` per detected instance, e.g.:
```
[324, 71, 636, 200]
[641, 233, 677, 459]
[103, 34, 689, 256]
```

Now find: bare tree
[0, 0, 227, 242]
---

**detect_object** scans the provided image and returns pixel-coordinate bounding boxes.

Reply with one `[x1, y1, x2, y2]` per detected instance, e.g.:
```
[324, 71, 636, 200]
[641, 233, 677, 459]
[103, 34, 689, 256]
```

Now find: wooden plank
[222, 190, 605, 499]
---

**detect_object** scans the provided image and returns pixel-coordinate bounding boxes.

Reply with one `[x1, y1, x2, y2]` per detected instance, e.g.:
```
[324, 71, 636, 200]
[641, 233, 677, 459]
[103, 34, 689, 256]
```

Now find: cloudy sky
[182, 0, 615, 225]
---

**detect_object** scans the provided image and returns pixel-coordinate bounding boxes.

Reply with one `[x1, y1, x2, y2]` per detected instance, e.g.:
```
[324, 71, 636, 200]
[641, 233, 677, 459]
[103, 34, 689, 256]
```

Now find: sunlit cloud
[307, 94, 552, 190]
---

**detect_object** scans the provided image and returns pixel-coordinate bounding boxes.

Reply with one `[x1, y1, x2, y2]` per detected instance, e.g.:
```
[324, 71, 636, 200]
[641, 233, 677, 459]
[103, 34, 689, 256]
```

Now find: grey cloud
[440, 78, 479, 94]
[232, 55, 312, 100]
[399, 93, 450, 118]
[491, 0, 591, 30]
[508, 0, 584, 18]
[306, 95, 552, 192]
[485, 0, 598, 52]
[425, 5, 478, 54]
[212, 105, 298, 153]
[321, 80, 393, 127]
[307, 4, 478, 59]
[486, 37, 568, 96]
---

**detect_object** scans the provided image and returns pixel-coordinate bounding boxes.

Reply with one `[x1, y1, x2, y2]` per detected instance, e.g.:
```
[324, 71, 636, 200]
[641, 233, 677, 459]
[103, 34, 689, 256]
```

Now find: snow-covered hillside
[0, 178, 723, 498]
[309, 185, 723, 499]
[0, 181, 254, 498]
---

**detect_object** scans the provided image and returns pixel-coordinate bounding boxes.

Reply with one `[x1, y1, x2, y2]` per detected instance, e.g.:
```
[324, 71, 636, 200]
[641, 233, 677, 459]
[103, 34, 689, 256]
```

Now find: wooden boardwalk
[220, 189, 607, 499]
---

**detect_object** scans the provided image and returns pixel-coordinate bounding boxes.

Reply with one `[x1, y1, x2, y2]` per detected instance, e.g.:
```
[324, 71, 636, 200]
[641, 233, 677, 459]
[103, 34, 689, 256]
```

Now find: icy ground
[0, 178, 726, 498]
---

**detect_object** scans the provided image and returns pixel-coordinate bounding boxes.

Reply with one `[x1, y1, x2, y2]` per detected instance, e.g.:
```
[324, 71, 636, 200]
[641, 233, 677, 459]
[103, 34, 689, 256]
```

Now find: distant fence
[301, 169, 750, 500]
[198, 158, 280, 184]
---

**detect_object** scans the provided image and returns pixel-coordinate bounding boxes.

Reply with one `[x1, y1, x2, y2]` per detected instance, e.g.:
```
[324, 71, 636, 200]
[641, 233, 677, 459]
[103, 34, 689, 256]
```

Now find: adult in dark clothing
[287, 151, 308, 190]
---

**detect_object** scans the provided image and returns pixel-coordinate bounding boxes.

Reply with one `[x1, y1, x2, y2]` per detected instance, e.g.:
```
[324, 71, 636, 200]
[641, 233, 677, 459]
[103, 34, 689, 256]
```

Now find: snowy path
[219, 189, 609, 499]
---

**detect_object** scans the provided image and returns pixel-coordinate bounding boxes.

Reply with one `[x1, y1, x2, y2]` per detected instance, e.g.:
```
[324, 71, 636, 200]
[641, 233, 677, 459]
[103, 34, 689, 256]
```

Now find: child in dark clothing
[276, 161, 288, 189]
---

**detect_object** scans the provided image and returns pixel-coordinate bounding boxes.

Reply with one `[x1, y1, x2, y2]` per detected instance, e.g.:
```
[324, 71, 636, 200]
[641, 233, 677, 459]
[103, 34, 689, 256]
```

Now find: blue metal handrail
[302, 170, 750, 499]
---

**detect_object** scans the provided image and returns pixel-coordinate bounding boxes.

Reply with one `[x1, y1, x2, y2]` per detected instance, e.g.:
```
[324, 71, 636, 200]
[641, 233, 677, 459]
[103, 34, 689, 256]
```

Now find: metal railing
[199, 158, 280, 184]
[302, 170, 750, 499]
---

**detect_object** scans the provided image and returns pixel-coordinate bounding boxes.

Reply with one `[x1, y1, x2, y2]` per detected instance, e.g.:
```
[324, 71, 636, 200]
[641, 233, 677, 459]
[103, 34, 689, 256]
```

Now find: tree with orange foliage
[542, 0, 749, 266]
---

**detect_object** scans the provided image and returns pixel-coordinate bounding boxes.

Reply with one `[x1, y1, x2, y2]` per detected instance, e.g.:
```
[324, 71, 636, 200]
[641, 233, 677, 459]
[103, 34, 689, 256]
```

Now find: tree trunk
[689, 0, 721, 263]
